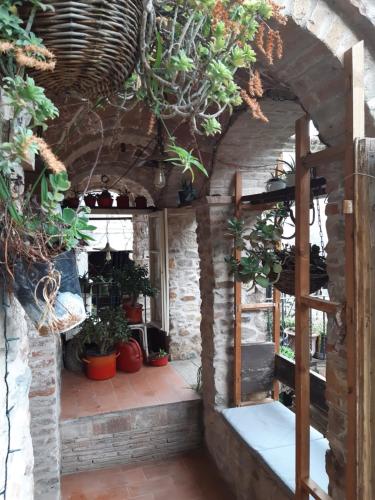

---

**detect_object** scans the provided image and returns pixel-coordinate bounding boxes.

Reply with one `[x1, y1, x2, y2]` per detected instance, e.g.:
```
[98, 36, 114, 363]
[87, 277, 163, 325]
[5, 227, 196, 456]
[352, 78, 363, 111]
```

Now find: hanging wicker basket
[274, 246, 329, 297]
[29, 0, 143, 98]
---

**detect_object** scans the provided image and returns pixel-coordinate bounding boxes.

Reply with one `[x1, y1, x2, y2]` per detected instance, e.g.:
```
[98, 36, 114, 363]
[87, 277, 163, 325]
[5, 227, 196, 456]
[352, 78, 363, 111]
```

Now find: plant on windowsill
[149, 348, 169, 367]
[77, 307, 131, 380]
[265, 172, 286, 192]
[113, 262, 157, 324]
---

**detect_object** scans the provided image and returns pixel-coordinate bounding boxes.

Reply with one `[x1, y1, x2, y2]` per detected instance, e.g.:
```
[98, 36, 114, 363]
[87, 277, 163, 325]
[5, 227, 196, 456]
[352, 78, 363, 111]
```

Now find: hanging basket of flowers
[27, 0, 143, 97]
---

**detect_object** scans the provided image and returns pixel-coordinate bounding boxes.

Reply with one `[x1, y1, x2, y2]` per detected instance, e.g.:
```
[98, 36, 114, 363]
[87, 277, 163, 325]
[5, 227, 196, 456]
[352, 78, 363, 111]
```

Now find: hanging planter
[274, 246, 329, 296]
[14, 250, 86, 335]
[27, 0, 143, 97]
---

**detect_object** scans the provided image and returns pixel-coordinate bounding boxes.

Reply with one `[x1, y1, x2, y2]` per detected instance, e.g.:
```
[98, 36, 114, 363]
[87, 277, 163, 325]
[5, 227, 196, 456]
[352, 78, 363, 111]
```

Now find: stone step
[60, 399, 203, 474]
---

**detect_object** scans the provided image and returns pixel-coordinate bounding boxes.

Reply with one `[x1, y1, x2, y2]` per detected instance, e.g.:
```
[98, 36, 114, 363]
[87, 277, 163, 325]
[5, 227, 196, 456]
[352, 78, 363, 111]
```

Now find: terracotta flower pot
[117, 338, 143, 372]
[84, 194, 97, 208]
[135, 196, 147, 209]
[82, 352, 119, 380]
[123, 303, 143, 324]
[64, 196, 80, 208]
[149, 355, 168, 367]
[97, 191, 113, 208]
[117, 194, 130, 209]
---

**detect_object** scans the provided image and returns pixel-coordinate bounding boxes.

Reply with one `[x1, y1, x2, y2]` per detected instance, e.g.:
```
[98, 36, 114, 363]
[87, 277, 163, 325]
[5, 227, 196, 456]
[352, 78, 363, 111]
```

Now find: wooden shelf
[240, 177, 326, 208]
[88, 208, 158, 215]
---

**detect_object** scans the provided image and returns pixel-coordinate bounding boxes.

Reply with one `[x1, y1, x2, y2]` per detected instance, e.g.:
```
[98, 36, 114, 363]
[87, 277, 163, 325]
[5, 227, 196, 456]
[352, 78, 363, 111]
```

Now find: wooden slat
[302, 144, 345, 168]
[295, 114, 311, 500]
[303, 478, 331, 500]
[273, 287, 281, 400]
[240, 202, 276, 212]
[241, 302, 275, 311]
[344, 41, 365, 500]
[354, 139, 374, 500]
[234, 172, 242, 406]
[300, 295, 340, 314]
[274, 354, 328, 413]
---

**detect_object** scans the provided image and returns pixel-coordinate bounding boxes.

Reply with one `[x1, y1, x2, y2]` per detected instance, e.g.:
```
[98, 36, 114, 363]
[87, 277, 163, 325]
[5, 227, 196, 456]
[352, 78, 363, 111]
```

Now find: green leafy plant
[226, 205, 288, 289]
[150, 348, 168, 360]
[113, 262, 157, 306]
[76, 307, 131, 356]
[280, 345, 295, 360]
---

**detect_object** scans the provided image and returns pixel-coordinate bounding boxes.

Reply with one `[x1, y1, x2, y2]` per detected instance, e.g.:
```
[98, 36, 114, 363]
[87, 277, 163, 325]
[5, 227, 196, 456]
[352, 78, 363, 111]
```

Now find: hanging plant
[116, 0, 287, 177]
[226, 204, 288, 289]
[0, 0, 96, 332]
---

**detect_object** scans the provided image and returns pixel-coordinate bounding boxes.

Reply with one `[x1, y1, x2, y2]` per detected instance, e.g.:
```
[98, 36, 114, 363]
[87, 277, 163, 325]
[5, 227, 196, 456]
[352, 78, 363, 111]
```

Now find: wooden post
[344, 41, 365, 500]
[295, 114, 311, 500]
[234, 172, 242, 406]
[273, 287, 281, 400]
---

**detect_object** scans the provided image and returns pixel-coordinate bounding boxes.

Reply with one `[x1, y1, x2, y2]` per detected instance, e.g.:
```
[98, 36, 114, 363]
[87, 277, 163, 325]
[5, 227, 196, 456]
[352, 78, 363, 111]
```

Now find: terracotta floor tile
[62, 451, 234, 500]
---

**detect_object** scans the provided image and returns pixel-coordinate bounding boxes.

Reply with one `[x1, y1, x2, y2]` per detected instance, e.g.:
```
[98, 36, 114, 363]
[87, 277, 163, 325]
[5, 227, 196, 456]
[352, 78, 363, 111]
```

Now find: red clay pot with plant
[117, 194, 130, 209]
[64, 196, 80, 209]
[83, 351, 119, 380]
[135, 195, 147, 209]
[123, 302, 143, 324]
[117, 338, 143, 372]
[84, 193, 97, 208]
[97, 190, 113, 208]
[149, 350, 168, 367]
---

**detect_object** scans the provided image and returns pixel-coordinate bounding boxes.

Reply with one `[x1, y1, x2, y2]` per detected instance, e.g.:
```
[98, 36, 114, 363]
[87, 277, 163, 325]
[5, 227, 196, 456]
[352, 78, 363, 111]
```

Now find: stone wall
[29, 331, 62, 500]
[168, 209, 201, 360]
[0, 296, 34, 500]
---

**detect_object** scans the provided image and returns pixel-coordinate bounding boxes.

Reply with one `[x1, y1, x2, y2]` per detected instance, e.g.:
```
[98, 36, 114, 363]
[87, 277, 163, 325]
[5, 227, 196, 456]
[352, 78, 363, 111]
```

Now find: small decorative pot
[117, 194, 130, 209]
[135, 196, 147, 209]
[266, 178, 287, 192]
[64, 196, 80, 209]
[84, 194, 97, 208]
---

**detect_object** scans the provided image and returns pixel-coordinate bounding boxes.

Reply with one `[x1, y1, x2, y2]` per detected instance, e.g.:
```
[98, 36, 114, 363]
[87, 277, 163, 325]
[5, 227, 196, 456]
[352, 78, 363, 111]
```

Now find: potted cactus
[149, 349, 169, 367]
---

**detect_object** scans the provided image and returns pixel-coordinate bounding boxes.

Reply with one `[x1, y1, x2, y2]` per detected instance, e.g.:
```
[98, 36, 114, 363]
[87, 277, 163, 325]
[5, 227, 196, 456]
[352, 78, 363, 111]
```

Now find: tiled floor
[61, 363, 200, 420]
[61, 449, 235, 500]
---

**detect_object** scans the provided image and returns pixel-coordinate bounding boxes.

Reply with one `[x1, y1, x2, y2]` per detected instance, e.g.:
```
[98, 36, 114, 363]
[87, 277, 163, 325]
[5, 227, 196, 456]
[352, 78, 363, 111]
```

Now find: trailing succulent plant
[117, 0, 287, 178]
[0, 1, 96, 274]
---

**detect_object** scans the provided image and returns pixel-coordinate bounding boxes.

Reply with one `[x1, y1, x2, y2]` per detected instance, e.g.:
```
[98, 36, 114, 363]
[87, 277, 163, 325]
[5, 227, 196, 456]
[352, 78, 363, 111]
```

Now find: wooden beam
[241, 302, 275, 311]
[303, 478, 331, 500]
[273, 287, 281, 400]
[302, 144, 345, 168]
[295, 114, 311, 500]
[344, 41, 365, 500]
[234, 171, 242, 406]
[240, 202, 276, 212]
[300, 295, 340, 314]
[354, 138, 374, 500]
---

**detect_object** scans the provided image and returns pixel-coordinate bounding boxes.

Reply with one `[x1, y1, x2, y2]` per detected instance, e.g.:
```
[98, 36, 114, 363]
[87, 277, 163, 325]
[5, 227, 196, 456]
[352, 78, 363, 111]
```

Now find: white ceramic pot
[266, 179, 287, 192]
[285, 174, 295, 187]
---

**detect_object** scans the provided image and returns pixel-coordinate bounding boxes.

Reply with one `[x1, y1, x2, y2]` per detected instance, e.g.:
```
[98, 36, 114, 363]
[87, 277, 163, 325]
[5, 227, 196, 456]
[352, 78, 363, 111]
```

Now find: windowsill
[222, 401, 329, 497]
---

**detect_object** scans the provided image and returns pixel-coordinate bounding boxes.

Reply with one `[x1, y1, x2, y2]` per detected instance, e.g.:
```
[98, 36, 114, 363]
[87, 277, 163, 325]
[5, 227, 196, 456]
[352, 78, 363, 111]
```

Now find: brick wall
[61, 400, 202, 474]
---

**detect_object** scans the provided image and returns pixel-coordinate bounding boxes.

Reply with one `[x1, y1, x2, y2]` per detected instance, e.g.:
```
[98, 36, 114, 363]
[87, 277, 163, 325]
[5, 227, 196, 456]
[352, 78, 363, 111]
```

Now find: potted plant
[97, 189, 113, 208]
[113, 262, 157, 323]
[117, 189, 130, 209]
[280, 158, 296, 187]
[134, 195, 147, 209]
[64, 189, 80, 208]
[178, 179, 197, 206]
[266, 173, 287, 192]
[149, 349, 169, 367]
[78, 307, 130, 380]
[84, 193, 97, 208]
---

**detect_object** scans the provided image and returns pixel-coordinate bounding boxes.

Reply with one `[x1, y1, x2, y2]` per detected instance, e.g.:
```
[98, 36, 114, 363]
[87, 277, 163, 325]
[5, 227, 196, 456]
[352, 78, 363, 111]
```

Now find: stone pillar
[168, 209, 201, 360]
[28, 330, 62, 500]
[0, 296, 34, 500]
